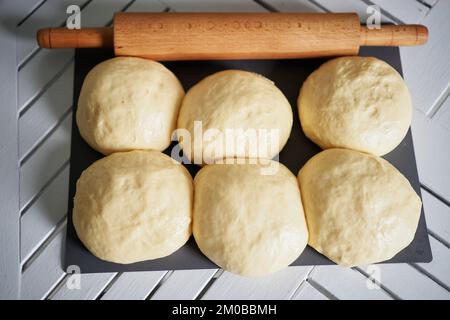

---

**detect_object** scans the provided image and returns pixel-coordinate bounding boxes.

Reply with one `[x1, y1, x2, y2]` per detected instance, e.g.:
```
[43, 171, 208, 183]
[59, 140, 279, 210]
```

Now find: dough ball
[73, 150, 193, 264]
[177, 70, 293, 164]
[298, 57, 412, 156]
[298, 148, 422, 267]
[193, 161, 308, 276]
[77, 57, 184, 155]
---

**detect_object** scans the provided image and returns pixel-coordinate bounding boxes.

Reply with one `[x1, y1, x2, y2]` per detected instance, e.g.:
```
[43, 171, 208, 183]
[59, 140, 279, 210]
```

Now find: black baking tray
[64, 47, 432, 273]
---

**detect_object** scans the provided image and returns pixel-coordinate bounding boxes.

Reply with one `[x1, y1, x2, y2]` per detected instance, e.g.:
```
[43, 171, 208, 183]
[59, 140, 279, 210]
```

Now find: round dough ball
[73, 150, 193, 264]
[193, 161, 308, 276]
[77, 57, 184, 155]
[298, 148, 422, 267]
[298, 57, 412, 156]
[177, 70, 293, 164]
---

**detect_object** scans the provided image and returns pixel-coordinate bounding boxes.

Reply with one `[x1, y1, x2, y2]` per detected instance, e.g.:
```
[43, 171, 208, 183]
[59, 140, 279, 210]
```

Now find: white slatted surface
[21, 165, 69, 262]
[292, 281, 329, 300]
[201, 267, 313, 300]
[434, 95, 450, 132]
[151, 270, 218, 300]
[19, 114, 72, 211]
[422, 188, 450, 244]
[0, 0, 449, 300]
[416, 236, 450, 289]
[100, 272, 168, 300]
[21, 225, 67, 299]
[308, 266, 393, 300]
[400, 0, 450, 201]
[370, 0, 430, 23]
[51, 273, 117, 300]
[412, 111, 450, 202]
[360, 264, 450, 300]
[16, 0, 88, 66]
[160, 0, 267, 12]
[0, 2, 21, 300]
[262, 0, 323, 13]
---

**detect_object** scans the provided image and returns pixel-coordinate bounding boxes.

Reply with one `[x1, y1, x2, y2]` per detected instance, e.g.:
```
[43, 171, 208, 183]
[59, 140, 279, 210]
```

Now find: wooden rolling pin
[37, 12, 428, 60]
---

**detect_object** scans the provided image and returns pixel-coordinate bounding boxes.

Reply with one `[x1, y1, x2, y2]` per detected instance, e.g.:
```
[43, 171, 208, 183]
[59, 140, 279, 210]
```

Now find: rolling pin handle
[37, 28, 51, 48]
[360, 24, 428, 46]
[36, 27, 113, 48]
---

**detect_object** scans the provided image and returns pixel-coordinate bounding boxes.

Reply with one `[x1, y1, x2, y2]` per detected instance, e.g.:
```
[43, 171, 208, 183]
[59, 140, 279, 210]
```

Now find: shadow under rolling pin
[37, 12, 428, 61]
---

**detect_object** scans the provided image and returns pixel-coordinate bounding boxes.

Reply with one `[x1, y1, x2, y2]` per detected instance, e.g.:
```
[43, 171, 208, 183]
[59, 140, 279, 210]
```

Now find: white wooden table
[1, 0, 449, 300]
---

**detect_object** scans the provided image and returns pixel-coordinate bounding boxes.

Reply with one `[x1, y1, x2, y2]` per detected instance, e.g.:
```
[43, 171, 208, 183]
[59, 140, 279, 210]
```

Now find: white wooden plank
[21, 165, 69, 262]
[13, 0, 45, 26]
[361, 263, 450, 299]
[421, 0, 438, 7]
[371, 0, 430, 23]
[125, 0, 166, 12]
[309, 265, 392, 300]
[21, 225, 67, 299]
[422, 187, 450, 243]
[100, 272, 167, 300]
[416, 236, 450, 289]
[19, 114, 72, 211]
[313, 0, 392, 22]
[19, 63, 74, 159]
[0, 2, 20, 300]
[160, 0, 268, 12]
[292, 281, 329, 300]
[18, 49, 73, 111]
[51, 273, 117, 300]
[253, 0, 322, 12]
[412, 110, 450, 201]
[434, 93, 450, 132]
[16, 0, 88, 65]
[401, 0, 450, 115]
[151, 269, 218, 300]
[201, 266, 312, 300]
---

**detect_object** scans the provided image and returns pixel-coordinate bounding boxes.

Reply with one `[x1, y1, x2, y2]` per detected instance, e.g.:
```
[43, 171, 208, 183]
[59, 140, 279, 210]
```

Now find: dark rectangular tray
[65, 47, 432, 273]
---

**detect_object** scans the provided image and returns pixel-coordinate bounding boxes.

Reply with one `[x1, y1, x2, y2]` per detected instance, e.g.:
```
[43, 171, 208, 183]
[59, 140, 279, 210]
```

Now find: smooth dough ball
[298, 57, 412, 156]
[177, 70, 293, 164]
[73, 150, 193, 264]
[298, 148, 422, 267]
[193, 161, 308, 276]
[77, 57, 184, 155]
